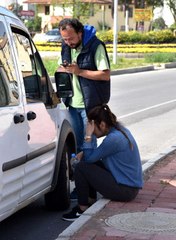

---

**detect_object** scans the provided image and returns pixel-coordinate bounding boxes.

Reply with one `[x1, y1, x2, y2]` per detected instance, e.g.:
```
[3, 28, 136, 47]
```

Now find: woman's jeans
[75, 161, 139, 206]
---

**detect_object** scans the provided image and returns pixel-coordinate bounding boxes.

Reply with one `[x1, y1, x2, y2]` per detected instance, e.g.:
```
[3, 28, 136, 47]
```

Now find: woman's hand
[86, 120, 95, 137]
[76, 151, 83, 161]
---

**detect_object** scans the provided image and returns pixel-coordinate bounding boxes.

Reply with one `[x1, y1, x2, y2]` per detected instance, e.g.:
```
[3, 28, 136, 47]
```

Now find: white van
[0, 7, 76, 222]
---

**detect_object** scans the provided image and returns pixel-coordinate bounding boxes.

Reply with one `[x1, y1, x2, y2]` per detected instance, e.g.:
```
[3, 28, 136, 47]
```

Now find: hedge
[34, 29, 176, 53]
[96, 29, 176, 44]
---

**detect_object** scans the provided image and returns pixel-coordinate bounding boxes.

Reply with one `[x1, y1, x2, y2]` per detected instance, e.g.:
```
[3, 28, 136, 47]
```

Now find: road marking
[119, 99, 176, 119]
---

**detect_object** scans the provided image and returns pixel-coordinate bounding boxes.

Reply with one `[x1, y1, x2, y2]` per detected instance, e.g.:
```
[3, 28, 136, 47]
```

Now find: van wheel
[45, 143, 70, 211]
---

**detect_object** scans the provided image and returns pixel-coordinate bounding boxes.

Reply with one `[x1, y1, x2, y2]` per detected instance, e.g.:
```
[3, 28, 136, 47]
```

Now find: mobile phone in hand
[60, 61, 69, 67]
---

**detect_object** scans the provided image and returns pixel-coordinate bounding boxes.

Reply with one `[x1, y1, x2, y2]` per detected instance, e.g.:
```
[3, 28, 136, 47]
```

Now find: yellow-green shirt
[58, 44, 110, 108]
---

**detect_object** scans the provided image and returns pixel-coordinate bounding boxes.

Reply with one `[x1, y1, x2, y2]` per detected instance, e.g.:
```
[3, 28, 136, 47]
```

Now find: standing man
[57, 18, 111, 153]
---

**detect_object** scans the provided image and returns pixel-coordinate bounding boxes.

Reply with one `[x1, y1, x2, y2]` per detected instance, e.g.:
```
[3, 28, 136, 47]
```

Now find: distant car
[44, 28, 62, 42]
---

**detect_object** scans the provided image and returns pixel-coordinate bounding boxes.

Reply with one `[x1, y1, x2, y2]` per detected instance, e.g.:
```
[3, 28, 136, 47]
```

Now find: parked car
[44, 28, 62, 42]
[0, 6, 76, 222]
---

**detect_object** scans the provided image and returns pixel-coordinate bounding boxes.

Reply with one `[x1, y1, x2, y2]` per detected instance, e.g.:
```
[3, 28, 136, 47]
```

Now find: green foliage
[43, 58, 58, 76]
[145, 0, 164, 9]
[170, 23, 176, 31]
[145, 52, 176, 63]
[151, 17, 166, 30]
[145, 30, 175, 43]
[25, 16, 42, 32]
[166, 0, 176, 23]
[117, 32, 130, 43]
[128, 31, 142, 43]
[96, 30, 113, 43]
[96, 29, 176, 44]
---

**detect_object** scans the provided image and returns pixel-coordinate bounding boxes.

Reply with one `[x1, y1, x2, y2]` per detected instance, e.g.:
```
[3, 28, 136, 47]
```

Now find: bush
[96, 29, 176, 44]
[96, 30, 113, 43]
[118, 32, 130, 43]
[128, 31, 142, 43]
[25, 16, 42, 32]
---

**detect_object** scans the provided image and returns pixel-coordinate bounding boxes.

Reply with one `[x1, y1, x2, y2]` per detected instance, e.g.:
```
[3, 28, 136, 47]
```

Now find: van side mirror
[55, 72, 73, 98]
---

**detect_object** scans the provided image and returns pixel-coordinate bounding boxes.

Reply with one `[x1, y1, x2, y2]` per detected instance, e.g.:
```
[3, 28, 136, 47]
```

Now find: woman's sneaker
[62, 205, 84, 221]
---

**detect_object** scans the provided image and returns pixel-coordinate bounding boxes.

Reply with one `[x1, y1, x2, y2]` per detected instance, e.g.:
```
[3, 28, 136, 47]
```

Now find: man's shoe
[70, 187, 78, 201]
[62, 206, 84, 221]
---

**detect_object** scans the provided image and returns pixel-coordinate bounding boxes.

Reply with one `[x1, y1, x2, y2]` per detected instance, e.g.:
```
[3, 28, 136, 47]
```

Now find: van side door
[0, 18, 27, 219]
[9, 25, 58, 201]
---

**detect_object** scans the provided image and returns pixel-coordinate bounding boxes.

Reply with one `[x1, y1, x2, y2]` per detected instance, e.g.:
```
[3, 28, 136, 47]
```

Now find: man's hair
[58, 18, 84, 34]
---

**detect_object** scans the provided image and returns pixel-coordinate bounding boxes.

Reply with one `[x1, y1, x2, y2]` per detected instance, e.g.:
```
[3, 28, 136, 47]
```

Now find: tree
[151, 17, 166, 30]
[25, 16, 42, 32]
[51, 0, 96, 22]
[145, 0, 164, 10]
[8, 3, 22, 17]
[117, 0, 164, 10]
[166, 0, 176, 23]
[146, 0, 176, 24]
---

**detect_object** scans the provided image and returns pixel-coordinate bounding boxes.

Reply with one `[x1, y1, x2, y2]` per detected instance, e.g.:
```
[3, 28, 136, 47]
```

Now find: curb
[110, 62, 176, 75]
[111, 65, 154, 75]
[56, 145, 176, 240]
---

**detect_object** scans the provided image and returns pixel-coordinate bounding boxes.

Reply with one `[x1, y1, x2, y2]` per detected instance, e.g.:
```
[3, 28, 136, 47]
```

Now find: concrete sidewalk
[57, 146, 176, 240]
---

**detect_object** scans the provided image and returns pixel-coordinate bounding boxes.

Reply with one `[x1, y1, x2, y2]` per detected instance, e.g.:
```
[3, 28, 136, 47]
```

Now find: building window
[124, 7, 133, 18]
[45, 5, 50, 15]
[129, 7, 133, 18]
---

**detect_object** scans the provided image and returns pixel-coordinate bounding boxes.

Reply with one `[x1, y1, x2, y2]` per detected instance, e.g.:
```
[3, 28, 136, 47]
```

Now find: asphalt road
[0, 68, 176, 240]
[109, 68, 176, 163]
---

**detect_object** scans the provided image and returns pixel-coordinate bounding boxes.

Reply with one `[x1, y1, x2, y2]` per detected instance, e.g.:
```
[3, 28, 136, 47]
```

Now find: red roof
[23, 0, 51, 3]
[23, 0, 112, 4]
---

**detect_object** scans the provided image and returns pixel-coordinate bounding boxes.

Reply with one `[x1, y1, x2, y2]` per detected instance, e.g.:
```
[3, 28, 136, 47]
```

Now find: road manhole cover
[105, 212, 176, 234]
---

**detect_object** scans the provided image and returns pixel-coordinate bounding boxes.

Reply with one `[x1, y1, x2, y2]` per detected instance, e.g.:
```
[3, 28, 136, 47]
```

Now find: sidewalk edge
[56, 145, 176, 240]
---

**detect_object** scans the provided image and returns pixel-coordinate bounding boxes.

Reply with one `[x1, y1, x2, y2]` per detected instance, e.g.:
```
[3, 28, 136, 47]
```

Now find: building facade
[1, 0, 152, 32]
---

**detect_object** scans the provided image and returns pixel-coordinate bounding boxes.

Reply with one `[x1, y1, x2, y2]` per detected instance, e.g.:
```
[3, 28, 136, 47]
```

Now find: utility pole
[125, 0, 129, 32]
[113, 0, 118, 64]
[101, 4, 105, 31]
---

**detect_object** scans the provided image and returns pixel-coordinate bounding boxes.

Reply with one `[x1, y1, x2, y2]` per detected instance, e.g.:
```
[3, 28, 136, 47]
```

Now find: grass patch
[42, 52, 176, 76]
[144, 52, 176, 63]
[110, 57, 148, 70]
[43, 58, 58, 76]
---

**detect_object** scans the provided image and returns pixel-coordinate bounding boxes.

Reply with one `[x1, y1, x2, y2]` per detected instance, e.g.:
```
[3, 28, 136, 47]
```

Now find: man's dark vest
[61, 35, 110, 112]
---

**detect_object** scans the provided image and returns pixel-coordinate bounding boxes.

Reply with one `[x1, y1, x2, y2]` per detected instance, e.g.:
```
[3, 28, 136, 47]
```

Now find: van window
[0, 22, 19, 107]
[12, 27, 50, 104]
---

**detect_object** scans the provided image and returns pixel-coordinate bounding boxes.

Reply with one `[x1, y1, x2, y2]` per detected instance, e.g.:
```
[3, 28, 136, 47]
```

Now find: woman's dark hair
[58, 18, 84, 34]
[88, 104, 133, 150]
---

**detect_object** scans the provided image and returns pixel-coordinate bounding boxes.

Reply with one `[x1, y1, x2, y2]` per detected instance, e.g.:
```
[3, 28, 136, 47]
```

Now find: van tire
[44, 142, 70, 211]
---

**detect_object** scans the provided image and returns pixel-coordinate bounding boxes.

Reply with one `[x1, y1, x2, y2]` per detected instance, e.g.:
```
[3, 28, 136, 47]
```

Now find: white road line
[119, 99, 176, 119]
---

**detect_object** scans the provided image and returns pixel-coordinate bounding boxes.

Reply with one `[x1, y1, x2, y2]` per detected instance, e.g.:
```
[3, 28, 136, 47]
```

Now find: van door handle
[27, 111, 36, 121]
[14, 114, 25, 124]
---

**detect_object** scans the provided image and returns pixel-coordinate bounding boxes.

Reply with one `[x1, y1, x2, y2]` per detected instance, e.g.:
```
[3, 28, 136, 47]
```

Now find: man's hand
[65, 62, 81, 75]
